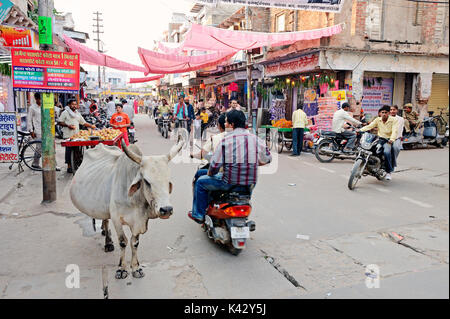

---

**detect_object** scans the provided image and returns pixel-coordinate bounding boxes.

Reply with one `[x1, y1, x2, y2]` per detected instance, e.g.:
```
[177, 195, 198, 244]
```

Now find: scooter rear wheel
[228, 245, 243, 256]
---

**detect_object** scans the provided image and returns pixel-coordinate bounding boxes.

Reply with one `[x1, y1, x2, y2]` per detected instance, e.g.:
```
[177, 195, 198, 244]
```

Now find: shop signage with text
[0, 25, 33, 48]
[11, 49, 80, 93]
[194, 0, 345, 13]
[0, 113, 18, 163]
[265, 54, 319, 77]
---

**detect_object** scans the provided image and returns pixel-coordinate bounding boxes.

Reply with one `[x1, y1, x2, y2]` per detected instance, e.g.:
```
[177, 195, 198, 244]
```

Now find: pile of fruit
[70, 128, 122, 141]
[272, 119, 292, 128]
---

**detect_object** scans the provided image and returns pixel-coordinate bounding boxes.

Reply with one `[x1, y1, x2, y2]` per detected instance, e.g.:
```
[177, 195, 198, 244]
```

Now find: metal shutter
[428, 74, 449, 114]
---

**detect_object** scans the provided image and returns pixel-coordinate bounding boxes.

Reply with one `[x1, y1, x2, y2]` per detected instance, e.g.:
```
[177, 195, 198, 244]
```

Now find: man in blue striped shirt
[188, 110, 272, 223]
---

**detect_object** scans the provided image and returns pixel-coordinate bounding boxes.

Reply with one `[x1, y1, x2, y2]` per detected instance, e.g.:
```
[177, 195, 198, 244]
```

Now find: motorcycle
[158, 113, 172, 139]
[315, 127, 361, 163]
[402, 115, 449, 149]
[128, 122, 136, 144]
[192, 157, 256, 256]
[348, 133, 388, 190]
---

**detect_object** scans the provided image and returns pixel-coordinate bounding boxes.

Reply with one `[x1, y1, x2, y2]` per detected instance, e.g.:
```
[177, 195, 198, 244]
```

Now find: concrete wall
[268, 0, 449, 58]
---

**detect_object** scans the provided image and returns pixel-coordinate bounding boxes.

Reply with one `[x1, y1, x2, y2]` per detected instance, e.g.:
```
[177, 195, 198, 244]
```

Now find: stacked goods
[70, 128, 122, 141]
[273, 119, 292, 128]
[315, 97, 338, 132]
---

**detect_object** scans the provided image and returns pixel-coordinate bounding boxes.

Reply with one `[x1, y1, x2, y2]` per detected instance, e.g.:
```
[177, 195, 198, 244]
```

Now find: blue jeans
[192, 174, 234, 220]
[381, 141, 396, 173]
[292, 128, 304, 155]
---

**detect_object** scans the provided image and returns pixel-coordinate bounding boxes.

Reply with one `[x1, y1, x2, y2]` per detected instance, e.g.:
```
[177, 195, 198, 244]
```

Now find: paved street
[0, 114, 448, 299]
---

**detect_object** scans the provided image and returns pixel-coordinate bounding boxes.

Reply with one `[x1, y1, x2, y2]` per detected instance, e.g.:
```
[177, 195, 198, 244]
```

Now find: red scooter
[193, 164, 256, 256]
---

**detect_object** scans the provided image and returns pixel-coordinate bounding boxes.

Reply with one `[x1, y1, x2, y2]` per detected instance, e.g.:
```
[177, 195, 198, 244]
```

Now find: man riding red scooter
[188, 110, 272, 254]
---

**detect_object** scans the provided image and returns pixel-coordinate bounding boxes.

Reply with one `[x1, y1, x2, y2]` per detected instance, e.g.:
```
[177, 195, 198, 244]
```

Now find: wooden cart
[61, 133, 123, 174]
[260, 126, 293, 153]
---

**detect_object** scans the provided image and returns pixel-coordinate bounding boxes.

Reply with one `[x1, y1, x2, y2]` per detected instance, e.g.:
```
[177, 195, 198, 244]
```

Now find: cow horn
[122, 139, 142, 165]
[167, 129, 186, 162]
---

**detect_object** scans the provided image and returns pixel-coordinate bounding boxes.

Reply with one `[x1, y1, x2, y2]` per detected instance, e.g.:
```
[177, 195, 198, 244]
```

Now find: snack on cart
[61, 129, 124, 174]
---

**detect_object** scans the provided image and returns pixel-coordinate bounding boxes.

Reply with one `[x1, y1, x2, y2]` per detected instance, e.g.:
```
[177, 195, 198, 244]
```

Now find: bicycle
[8, 130, 43, 173]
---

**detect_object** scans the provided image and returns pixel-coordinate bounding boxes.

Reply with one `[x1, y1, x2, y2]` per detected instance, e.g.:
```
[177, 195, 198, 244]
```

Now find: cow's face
[123, 132, 185, 220]
[139, 156, 174, 219]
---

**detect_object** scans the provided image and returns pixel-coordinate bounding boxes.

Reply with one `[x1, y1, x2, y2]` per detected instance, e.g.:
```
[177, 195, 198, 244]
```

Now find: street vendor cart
[261, 125, 312, 154]
[61, 132, 123, 174]
[260, 125, 293, 154]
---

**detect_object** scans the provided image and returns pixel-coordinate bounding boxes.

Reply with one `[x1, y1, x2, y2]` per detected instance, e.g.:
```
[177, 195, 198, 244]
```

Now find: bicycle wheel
[21, 140, 43, 171]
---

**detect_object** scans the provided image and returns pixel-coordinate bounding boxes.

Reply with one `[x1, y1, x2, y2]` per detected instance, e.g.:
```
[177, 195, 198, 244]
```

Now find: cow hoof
[104, 244, 114, 252]
[115, 269, 128, 280]
[132, 269, 145, 279]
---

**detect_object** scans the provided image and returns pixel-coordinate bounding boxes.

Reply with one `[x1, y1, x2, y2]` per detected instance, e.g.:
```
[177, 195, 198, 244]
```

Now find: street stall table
[61, 132, 123, 174]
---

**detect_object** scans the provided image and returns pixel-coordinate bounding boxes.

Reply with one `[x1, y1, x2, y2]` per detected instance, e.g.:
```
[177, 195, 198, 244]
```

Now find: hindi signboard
[362, 78, 394, 117]
[194, 0, 345, 13]
[265, 53, 319, 77]
[0, 112, 19, 163]
[0, 25, 34, 48]
[11, 49, 80, 93]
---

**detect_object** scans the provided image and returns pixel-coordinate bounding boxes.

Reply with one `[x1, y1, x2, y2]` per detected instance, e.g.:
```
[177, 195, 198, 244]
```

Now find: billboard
[11, 49, 80, 93]
[0, 25, 34, 48]
[362, 78, 394, 117]
[194, 0, 345, 13]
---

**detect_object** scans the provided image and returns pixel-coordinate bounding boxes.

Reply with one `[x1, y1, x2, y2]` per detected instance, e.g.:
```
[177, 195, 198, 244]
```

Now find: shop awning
[129, 75, 164, 84]
[138, 47, 237, 75]
[63, 35, 146, 73]
[158, 23, 344, 55]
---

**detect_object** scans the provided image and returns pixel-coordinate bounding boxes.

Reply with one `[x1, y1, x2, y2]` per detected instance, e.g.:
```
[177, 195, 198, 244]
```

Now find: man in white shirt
[27, 93, 42, 169]
[106, 96, 116, 118]
[58, 99, 96, 173]
[122, 99, 135, 123]
[390, 105, 404, 169]
[0, 101, 5, 112]
[332, 103, 362, 153]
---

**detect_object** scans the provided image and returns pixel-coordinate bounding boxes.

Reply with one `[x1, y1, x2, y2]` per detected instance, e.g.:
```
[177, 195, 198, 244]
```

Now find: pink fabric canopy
[129, 75, 164, 84]
[138, 47, 237, 75]
[158, 23, 343, 55]
[63, 35, 146, 73]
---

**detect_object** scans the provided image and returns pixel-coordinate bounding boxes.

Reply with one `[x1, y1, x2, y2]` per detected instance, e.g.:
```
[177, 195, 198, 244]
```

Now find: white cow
[70, 133, 185, 279]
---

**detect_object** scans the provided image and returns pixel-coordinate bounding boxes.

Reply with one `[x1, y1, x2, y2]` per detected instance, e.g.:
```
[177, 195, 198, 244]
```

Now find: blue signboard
[0, 0, 14, 24]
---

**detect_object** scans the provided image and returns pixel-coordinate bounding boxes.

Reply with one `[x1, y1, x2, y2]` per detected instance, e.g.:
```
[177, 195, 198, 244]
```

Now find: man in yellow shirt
[360, 105, 399, 180]
[291, 104, 309, 156]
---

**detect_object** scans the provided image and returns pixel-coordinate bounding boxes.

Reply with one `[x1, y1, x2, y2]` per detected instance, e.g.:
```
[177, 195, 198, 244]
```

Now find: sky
[53, 0, 195, 77]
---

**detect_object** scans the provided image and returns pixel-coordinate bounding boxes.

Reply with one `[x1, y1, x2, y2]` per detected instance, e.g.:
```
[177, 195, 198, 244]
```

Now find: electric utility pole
[38, 0, 56, 203]
[245, 6, 255, 133]
[93, 12, 104, 90]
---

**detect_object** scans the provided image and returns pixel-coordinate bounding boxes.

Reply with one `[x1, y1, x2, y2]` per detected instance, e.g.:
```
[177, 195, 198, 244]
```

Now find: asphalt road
[0, 114, 448, 299]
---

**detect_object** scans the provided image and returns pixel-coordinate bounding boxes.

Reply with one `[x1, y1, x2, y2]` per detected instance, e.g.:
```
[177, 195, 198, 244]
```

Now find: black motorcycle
[158, 113, 172, 139]
[128, 122, 136, 144]
[315, 128, 361, 163]
[348, 133, 388, 190]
